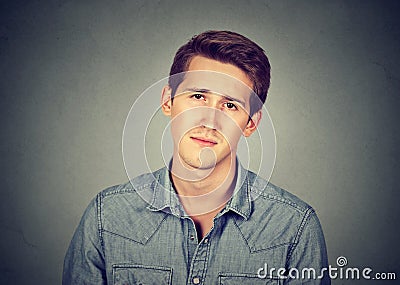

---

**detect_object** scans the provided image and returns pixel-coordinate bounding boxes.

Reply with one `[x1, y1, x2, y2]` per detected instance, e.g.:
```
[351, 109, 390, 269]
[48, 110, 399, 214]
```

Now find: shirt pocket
[113, 264, 172, 285]
[218, 272, 282, 285]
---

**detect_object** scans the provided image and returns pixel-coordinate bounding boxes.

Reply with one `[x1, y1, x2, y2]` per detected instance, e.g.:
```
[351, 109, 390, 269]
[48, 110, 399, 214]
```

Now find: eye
[224, 102, 238, 110]
[191, 93, 204, 100]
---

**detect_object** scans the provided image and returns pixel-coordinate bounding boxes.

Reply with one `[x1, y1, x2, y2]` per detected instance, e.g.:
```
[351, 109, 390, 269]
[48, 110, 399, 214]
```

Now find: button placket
[187, 235, 211, 285]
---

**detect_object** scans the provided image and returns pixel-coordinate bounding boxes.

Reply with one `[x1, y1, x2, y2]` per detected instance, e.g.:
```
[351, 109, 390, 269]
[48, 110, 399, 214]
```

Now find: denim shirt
[63, 164, 330, 284]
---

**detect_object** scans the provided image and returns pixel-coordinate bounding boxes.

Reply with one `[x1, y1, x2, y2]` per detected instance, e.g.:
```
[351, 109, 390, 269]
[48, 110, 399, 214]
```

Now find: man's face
[162, 56, 261, 171]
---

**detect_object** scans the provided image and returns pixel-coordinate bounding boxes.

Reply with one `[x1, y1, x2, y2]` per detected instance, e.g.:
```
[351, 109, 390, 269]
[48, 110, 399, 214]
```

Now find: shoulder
[95, 169, 165, 214]
[93, 169, 168, 244]
[100, 171, 158, 197]
[235, 171, 321, 252]
[98, 168, 165, 203]
[248, 170, 313, 214]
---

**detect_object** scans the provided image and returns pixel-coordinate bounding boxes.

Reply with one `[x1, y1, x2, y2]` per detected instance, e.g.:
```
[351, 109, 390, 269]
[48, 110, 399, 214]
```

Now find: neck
[170, 154, 237, 216]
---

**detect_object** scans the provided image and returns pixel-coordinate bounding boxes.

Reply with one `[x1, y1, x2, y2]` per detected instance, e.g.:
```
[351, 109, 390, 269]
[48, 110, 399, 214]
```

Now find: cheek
[170, 109, 199, 142]
[220, 125, 242, 145]
[218, 117, 246, 146]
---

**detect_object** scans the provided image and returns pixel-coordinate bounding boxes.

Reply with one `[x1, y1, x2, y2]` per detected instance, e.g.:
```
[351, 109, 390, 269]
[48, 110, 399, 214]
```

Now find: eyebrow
[184, 87, 246, 107]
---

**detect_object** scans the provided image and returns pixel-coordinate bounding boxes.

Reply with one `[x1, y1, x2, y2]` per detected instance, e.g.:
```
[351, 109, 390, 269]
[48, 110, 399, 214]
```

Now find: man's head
[168, 30, 271, 107]
[161, 31, 271, 175]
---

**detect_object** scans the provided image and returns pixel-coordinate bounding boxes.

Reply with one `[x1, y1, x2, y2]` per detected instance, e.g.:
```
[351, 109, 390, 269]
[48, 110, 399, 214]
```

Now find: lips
[190, 136, 218, 147]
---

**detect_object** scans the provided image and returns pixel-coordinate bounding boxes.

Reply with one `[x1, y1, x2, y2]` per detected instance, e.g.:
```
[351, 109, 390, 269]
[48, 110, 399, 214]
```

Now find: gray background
[1, 0, 399, 284]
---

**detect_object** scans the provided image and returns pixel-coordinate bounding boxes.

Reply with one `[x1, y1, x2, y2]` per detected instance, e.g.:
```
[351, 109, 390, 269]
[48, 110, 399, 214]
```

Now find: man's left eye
[224, 102, 237, 110]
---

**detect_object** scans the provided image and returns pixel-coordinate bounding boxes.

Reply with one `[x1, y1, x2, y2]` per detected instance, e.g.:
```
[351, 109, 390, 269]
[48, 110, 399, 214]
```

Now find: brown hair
[168, 30, 271, 109]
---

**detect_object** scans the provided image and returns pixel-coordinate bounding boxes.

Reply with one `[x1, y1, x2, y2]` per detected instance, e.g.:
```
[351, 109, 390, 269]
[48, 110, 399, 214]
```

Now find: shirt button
[203, 238, 209, 244]
[190, 235, 195, 241]
[193, 277, 200, 284]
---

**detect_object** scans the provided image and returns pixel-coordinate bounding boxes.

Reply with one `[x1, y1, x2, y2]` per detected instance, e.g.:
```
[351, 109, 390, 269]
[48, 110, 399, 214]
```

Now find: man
[63, 30, 330, 284]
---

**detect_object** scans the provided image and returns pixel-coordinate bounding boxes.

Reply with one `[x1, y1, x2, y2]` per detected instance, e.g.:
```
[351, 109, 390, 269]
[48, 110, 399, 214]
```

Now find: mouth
[190, 136, 218, 147]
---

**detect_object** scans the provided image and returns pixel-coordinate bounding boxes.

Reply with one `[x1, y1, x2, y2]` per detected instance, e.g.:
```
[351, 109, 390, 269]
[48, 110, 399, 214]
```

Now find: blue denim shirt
[63, 164, 330, 284]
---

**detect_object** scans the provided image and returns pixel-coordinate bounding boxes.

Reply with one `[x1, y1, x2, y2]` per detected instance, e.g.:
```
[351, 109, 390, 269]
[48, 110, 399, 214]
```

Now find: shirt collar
[146, 167, 184, 216]
[146, 161, 252, 220]
[222, 162, 252, 220]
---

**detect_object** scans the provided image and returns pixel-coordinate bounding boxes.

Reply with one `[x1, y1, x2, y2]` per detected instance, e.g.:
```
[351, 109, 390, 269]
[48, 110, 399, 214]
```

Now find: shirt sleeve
[284, 209, 331, 285]
[62, 195, 107, 285]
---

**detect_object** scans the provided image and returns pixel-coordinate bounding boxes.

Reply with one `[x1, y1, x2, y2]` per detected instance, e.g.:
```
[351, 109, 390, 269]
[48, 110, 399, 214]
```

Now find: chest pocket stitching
[112, 264, 172, 285]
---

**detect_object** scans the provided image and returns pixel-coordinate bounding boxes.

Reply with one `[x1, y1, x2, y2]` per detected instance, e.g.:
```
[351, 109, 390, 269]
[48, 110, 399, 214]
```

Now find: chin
[179, 156, 214, 170]
[197, 162, 217, 170]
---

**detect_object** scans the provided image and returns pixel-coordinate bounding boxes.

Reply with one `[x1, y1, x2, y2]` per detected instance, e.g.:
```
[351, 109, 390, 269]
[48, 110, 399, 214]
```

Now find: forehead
[188, 56, 253, 90]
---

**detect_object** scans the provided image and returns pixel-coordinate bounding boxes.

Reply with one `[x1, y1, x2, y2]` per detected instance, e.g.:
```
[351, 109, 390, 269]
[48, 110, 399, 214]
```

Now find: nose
[199, 106, 219, 130]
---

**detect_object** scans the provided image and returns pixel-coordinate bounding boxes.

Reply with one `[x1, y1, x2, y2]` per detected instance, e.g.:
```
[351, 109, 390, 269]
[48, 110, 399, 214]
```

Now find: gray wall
[1, 1, 399, 284]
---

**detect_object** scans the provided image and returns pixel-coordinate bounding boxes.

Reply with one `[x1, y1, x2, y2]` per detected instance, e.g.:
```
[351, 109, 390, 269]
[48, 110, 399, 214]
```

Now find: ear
[161, 85, 172, 116]
[243, 110, 262, 137]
